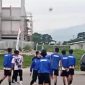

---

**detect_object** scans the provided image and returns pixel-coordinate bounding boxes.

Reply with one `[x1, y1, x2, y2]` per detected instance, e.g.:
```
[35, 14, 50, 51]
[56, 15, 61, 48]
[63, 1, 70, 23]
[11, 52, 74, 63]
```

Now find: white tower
[20, 0, 25, 40]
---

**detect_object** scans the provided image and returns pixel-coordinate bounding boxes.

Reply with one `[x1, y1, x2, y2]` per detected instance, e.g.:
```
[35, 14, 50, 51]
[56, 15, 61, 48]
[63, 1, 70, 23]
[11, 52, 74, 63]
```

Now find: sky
[2, 0, 85, 33]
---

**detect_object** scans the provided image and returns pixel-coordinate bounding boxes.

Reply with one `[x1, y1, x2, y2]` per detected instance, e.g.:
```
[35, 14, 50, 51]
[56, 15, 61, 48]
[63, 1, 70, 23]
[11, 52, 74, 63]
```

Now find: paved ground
[0, 69, 85, 85]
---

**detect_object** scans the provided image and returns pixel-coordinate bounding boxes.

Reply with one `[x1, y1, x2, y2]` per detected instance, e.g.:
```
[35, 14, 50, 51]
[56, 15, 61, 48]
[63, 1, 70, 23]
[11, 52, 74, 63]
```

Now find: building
[0, 0, 33, 49]
[69, 41, 85, 50]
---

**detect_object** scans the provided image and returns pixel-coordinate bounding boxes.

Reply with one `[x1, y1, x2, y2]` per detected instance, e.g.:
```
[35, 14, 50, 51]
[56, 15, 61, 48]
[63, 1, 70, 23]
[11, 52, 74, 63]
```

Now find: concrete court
[0, 69, 85, 85]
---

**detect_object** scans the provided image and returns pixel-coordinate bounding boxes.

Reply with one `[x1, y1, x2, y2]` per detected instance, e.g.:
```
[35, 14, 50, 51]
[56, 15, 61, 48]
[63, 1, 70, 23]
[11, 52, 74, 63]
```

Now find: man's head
[55, 47, 59, 53]
[62, 50, 66, 55]
[14, 50, 19, 55]
[69, 49, 73, 54]
[36, 51, 40, 57]
[41, 49, 47, 57]
[7, 48, 12, 53]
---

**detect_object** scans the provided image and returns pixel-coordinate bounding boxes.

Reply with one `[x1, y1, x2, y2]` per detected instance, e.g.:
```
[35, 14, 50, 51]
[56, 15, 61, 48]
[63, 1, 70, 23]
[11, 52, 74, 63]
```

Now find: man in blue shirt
[68, 49, 76, 85]
[30, 51, 41, 85]
[38, 49, 52, 85]
[50, 47, 61, 85]
[61, 50, 69, 85]
[0, 48, 13, 85]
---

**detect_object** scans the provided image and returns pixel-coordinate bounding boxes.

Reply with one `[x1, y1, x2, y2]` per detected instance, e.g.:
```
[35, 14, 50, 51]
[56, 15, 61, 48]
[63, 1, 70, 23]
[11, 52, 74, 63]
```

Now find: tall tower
[0, 0, 2, 40]
[20, 0, 25, 40]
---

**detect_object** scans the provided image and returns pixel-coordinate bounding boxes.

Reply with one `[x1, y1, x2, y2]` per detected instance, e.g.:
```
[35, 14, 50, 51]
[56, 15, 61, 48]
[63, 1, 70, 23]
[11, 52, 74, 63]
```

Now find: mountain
[49, 24, 85, 41]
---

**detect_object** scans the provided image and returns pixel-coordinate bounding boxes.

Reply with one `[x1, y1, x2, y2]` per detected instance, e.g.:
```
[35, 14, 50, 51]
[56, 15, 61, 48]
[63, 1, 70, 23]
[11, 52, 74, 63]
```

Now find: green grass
[0, 54, 33, 69]
[74, 49, 85, 70]
[37, 45, 70, 52]
[23, 55, 33, 68]
[0, 54, 4, 69]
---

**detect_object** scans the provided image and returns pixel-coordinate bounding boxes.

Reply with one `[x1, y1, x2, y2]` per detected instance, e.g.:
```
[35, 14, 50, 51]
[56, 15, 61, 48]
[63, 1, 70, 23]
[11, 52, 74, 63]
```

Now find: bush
[23, 45, 32, 51]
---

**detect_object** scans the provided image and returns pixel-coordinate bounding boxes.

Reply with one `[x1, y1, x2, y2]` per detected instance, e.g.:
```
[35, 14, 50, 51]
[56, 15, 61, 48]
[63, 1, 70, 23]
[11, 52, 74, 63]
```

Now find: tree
[77, 32, 85, 39]
[32, 33, 53, 44]
[42, 34, 52, 43]
[32, 33, 42, 43]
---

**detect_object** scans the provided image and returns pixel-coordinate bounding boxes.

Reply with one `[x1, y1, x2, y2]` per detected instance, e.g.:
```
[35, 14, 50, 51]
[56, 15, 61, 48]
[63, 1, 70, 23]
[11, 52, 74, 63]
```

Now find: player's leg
[12, 70, 15, 83]
[44, 73, 51, 85]
[38, 73, 43, 85]
[63, 77, 66, 85]
[7, 70, 12, 85]
[61, 70, 67, 85]
[54, 70, 59, 85]
[0, 70, 7, 84]
[68, 69, 74, 85]
[30, 70, 38, 85]
[19, 70, 23, 85]
[14, 70, 18, 83]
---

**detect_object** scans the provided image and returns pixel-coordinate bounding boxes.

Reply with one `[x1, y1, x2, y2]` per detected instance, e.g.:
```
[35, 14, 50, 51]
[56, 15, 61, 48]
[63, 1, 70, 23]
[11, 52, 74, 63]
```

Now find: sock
[54, 82, 57, 85]
[70, 80, 72, 84]
[9, 81, 11, 85]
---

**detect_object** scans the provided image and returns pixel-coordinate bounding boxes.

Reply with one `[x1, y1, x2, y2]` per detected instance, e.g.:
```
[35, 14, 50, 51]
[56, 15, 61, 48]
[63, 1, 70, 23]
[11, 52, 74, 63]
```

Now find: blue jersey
[3, 53, 13, 68]
[51, 53, 61, 70]
[68, 54, 76, 67]
[45, 55, 51, 60]
[61, 55, 69, 68]
[38, 56, 52, 74]
[30, 57, 40, 72]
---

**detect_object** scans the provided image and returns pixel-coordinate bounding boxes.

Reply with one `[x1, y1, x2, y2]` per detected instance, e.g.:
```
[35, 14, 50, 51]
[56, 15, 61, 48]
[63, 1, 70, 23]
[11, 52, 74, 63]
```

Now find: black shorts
[61, 70, 69, 77]
[32, 70, 38, 81]
[38, 73, 50, 84]
[14, 70, 23, 81]
[69, 69, 74, 75]
[4, 70, 11, 76]
[52, 69, 59, 76]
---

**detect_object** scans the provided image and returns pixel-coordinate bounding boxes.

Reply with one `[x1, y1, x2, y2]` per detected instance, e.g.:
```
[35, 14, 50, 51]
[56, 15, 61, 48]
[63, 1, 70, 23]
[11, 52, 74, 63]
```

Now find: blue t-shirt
[38, 56, 52, 74]
[68, 54, 76, 67]
[30, 56, 40, 72]
[61, 55, 69, 68]
[51, 53, 61, 70]
[3, 53, 13, 68]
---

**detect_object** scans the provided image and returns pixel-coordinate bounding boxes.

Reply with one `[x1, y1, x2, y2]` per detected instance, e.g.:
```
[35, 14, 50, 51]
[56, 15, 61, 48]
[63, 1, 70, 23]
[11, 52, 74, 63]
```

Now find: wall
[70, 42, 85, 50]
[0, 40, 34, 49]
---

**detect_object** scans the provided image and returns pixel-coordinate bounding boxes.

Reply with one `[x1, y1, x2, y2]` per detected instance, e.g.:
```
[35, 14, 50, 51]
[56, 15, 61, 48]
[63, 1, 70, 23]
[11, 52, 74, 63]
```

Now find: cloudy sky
[2, 0, 85, 33]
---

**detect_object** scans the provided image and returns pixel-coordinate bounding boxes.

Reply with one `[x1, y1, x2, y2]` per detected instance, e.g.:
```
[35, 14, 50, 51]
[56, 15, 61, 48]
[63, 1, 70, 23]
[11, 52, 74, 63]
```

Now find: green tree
[77, 32, 85, 39]
[32, 33, 53, 44]
[32, 33, 42, 43]
[42, 34, 52, 43]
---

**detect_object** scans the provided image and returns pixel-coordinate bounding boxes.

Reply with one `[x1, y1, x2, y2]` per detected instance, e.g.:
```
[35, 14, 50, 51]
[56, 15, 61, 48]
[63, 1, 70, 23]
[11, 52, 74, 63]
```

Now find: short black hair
[14, 50, 19, 55]
[55, 47, 59, 52]
[69, 49, 73, 54]
[7, 48, 12, 53]
[41, 49, 47, 57]
[36, 51, 39, 55]
[62, 50, 66, 55]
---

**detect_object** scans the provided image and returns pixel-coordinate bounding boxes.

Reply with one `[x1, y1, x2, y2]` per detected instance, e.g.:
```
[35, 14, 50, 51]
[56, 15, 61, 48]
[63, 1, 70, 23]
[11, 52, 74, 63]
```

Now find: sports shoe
[0, 80, 2, 84]
[34, 82, 37, 85]
[19, 81, 23, 85]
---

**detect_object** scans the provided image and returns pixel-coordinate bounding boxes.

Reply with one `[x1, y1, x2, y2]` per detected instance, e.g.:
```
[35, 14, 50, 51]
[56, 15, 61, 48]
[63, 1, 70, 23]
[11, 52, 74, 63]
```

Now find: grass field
[0, 49, 85, 70]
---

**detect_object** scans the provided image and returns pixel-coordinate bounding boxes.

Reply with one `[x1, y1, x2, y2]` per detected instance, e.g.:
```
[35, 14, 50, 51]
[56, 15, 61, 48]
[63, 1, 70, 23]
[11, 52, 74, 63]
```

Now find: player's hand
[30, 72, 32, 76]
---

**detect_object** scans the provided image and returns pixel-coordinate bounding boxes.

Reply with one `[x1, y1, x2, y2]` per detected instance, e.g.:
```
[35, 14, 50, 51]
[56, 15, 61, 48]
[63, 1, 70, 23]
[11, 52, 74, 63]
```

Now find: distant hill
[49, 24, 85, 41]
